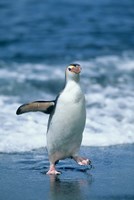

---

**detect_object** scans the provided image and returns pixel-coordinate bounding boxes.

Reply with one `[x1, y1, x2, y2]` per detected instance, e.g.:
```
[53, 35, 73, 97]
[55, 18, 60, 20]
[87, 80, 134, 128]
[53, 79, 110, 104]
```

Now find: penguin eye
[68, 68, 71, 71]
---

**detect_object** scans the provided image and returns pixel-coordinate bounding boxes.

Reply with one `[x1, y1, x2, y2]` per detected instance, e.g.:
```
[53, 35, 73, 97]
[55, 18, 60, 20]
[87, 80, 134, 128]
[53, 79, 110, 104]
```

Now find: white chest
[48, 81, 86, 136]
[47, 80, 86, 157]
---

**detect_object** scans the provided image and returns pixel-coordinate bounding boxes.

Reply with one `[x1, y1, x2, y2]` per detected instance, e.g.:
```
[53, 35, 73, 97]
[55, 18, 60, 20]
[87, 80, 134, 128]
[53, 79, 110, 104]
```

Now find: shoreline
[0, 144, 134, 200]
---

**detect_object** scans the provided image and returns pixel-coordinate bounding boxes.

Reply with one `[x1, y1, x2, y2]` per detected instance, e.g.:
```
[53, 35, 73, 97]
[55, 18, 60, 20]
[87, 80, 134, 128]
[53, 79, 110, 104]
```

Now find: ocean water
[0, 0, 134, 153]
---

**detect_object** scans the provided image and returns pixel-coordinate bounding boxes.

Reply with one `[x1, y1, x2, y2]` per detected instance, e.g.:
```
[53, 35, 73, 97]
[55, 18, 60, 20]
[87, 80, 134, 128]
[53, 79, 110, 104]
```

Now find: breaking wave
[0, 53, 134, 152]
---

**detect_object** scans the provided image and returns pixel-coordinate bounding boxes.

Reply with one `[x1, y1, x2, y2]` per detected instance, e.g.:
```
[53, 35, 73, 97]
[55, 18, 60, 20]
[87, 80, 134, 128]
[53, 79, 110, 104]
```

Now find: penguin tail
[16, 101, 55, 115]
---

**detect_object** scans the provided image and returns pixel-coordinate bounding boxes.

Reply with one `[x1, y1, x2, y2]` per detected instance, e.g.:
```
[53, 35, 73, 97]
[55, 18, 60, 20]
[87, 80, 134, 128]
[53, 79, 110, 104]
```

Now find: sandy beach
[0, 145, 134, 200]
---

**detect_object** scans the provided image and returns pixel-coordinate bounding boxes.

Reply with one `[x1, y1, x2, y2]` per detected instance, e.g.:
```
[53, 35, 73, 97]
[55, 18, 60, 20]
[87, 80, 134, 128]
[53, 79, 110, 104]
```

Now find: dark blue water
[0, 0, 134, 64]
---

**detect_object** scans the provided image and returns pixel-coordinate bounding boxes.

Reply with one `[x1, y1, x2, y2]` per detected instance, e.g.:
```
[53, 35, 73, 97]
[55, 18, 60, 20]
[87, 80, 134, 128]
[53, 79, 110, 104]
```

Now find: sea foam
[0, 53, 134, 152]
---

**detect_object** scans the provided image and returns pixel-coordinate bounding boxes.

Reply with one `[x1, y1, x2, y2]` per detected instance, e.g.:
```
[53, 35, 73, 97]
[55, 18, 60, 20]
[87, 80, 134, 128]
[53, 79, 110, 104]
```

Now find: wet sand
[0, 145, 134, 200]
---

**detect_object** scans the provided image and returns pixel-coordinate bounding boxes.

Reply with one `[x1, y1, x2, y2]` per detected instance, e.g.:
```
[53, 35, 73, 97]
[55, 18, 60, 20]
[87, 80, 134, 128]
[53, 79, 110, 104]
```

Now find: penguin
[16, 64, 91, 175]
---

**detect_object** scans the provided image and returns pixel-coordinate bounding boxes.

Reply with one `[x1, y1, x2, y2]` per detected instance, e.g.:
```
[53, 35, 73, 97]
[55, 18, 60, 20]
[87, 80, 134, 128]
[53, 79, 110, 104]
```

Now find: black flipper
[16, 101, 55, 115]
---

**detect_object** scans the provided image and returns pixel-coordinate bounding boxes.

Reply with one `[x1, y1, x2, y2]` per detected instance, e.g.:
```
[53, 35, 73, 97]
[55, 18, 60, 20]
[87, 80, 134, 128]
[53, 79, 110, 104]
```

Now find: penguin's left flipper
[16, 101, 55, 115]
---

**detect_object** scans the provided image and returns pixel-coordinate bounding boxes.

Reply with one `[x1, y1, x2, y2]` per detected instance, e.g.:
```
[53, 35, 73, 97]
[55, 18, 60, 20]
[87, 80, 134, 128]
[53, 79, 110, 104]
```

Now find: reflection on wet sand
[48, 171, 92, 200]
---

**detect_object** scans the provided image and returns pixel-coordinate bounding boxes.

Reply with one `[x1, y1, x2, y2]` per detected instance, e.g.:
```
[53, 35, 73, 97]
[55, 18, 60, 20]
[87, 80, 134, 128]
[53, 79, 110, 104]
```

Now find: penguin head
[65, 64, 81, 82]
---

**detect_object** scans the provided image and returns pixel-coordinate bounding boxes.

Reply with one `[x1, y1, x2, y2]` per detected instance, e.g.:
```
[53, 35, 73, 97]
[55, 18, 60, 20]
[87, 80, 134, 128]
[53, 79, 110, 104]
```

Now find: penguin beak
[71, 66, 81, 74]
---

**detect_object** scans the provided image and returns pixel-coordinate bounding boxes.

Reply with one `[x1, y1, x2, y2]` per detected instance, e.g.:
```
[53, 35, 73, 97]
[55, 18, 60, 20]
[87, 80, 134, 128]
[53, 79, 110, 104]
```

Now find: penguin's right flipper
[16, 101, 55, 115]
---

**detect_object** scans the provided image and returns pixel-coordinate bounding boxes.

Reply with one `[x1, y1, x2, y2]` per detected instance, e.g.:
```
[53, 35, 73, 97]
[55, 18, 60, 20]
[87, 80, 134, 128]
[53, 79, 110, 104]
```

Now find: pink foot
[73, 156, 91, 166]
[46, 164, 61, 175]
[46, 169, 61, 175]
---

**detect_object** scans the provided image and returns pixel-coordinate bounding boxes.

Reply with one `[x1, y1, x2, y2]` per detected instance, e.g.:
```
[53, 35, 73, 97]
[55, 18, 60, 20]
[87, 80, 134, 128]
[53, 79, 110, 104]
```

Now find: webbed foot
[73, 156, 91, 166]
[46, 164, 61, 175]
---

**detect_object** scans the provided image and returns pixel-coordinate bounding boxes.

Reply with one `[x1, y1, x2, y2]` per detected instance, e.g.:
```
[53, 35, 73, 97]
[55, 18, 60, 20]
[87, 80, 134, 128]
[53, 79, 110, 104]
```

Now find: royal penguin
[16, 64, 91, 174]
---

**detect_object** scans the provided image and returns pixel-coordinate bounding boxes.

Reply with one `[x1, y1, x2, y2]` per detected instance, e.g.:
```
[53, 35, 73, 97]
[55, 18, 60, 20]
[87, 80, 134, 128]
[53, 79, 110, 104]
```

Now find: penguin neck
[65, 74, 80, 83]
[64, 78, 80, 92]
[63, 73, 80, 92]
[65, 71, 80, 83]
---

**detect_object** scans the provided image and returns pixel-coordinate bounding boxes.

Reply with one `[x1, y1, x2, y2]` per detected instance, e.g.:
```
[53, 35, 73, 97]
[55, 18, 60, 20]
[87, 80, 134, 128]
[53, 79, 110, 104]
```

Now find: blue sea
[0, 0, 134, 153]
